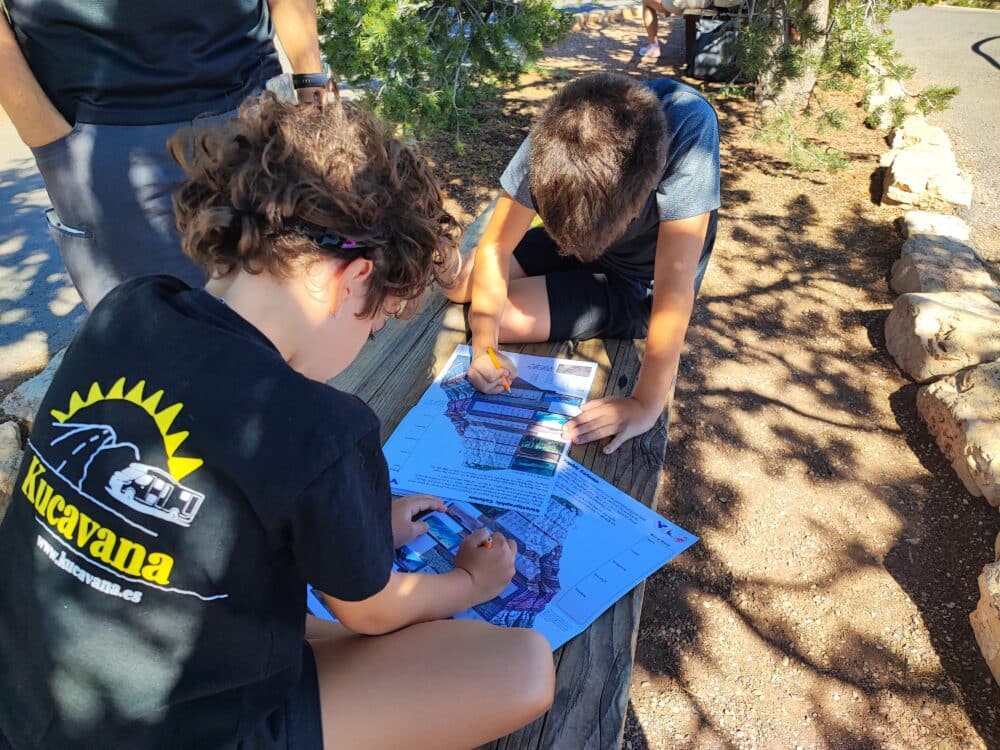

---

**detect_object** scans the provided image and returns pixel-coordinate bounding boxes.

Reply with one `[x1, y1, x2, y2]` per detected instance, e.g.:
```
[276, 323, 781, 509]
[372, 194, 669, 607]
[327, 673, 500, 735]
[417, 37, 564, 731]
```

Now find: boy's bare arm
[319, 530, 517, 635]
[566, 213, 708, 453]
[0, 11, 71, 148]
[466, 193, 535, 391]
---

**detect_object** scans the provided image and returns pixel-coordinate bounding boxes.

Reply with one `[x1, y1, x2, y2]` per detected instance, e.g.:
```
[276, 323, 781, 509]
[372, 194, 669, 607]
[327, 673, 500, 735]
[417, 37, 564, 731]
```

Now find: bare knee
[441, 252, 474, 303]
[442, 283, 470, 304]
[507, 629, 556, 724]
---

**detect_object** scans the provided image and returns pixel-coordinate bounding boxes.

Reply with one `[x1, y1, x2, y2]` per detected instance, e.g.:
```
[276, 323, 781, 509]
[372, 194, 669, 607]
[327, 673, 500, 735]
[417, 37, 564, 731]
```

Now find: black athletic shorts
[512, 227, 656, 341]
[512, 223, 714, 341]
[0, 644, 322, 750]
[241, 642, 324, 750]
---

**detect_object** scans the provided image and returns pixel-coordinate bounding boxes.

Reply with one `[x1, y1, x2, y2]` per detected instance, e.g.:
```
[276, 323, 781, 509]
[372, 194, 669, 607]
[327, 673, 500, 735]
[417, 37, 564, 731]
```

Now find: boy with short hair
[445, 72, 720, 454]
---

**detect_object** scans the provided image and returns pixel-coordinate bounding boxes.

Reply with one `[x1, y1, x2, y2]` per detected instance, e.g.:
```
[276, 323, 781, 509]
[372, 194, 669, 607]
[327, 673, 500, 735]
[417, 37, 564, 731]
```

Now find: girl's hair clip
[285, 219, 364, 251]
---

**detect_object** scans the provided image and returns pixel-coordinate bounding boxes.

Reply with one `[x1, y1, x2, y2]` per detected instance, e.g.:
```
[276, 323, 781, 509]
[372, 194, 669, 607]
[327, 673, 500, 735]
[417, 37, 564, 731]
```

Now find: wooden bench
[332, 207, 670, 749]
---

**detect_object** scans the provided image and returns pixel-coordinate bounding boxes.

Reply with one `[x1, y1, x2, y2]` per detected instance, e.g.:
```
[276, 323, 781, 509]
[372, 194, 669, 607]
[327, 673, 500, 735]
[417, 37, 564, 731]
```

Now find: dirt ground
[422, 16, 1000, 750]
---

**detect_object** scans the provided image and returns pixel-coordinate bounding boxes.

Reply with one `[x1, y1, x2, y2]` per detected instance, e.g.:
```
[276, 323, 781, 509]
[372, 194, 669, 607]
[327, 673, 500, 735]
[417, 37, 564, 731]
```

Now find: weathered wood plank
[478, 337, 668, 750]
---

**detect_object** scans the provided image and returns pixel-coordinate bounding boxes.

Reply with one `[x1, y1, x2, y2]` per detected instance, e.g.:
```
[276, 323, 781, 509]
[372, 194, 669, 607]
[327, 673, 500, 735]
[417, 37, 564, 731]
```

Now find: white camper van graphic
[106, 462, 204, 527]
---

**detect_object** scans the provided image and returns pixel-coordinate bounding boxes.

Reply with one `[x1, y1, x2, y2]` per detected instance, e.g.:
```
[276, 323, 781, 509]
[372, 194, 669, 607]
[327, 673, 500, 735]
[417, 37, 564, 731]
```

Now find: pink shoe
[639, 41, 661, 58]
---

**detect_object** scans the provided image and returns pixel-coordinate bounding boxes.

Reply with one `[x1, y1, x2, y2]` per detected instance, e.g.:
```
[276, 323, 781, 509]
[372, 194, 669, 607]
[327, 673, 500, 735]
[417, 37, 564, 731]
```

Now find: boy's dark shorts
[239, 642, 323, 750]
[0, 645, 323, 750]
[512, 223, 713, 341]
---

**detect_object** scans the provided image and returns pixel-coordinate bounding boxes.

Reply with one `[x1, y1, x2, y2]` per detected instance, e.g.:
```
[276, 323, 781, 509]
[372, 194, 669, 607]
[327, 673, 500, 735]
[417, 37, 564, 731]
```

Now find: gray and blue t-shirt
[500, 77, 721, 280]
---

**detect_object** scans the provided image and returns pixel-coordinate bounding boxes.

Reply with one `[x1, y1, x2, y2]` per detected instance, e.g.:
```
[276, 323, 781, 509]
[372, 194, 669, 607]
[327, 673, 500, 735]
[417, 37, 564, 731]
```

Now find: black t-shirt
[0, 277, 393, 748]
[7, 0, 282, 125]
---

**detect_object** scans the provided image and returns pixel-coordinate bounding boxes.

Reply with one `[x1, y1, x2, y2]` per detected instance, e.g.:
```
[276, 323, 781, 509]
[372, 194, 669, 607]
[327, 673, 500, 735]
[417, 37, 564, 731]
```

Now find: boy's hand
[565, 396, 660, 454]
[467, 349, 518, 394]
[454, 529, 517, 603]
[391, 494, 447, 548]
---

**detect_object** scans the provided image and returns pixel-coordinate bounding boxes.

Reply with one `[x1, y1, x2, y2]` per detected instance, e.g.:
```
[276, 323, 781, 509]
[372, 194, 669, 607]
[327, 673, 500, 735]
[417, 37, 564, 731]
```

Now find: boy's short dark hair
[528, 73, 667, 262]
[169, 93, 458, 319]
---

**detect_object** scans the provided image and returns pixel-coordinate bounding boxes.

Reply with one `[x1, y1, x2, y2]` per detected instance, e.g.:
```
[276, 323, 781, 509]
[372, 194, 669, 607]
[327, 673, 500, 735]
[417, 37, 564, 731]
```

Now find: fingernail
[603, 446, 612, 454]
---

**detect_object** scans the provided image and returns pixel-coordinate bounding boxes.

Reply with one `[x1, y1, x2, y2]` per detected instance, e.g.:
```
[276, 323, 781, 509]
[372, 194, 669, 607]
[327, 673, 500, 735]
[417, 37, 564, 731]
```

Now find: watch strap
[292, 72, 330, 90]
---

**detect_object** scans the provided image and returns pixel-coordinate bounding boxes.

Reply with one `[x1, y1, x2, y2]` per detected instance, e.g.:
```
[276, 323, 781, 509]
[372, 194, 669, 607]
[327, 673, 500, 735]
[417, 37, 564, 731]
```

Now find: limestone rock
[890, 113, 952, 151]
[0, 348, 65, 431]
[885, 292, 1000, 382]
[917, 361, 1000, 505]
[889, 234, 1000, 305]
[0, 421, 22, 521]
[928, 170, 974, 207]
[971, 561, 1000, 686]
[882, 143, 959, 205]
[898, 210, 971, 242]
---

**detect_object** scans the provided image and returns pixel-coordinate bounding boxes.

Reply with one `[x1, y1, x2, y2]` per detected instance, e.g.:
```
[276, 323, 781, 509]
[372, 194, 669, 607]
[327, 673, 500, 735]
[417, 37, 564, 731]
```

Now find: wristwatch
[292, 62, 332, 90]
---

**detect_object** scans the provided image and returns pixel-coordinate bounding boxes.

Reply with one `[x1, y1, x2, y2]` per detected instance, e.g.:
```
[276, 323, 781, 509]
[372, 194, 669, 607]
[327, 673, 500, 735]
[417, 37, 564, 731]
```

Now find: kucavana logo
[47, 379, 206, 528]
[20, 379, 228, 601]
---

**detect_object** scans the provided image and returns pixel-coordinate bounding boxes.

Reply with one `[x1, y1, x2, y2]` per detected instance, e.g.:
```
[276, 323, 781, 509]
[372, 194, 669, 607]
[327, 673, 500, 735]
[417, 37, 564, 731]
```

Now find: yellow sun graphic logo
[50, 379, 204, 481]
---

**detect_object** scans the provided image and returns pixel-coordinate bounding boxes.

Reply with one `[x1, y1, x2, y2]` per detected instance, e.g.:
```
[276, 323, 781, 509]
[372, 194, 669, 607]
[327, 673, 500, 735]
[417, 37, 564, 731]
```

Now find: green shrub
[319, 0, 572, 134]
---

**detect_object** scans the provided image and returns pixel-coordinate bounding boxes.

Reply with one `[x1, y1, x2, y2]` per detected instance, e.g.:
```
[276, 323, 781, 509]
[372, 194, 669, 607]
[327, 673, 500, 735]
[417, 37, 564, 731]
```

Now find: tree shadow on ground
[0, 160, 84, 393]
[632, 183, 1000, 746]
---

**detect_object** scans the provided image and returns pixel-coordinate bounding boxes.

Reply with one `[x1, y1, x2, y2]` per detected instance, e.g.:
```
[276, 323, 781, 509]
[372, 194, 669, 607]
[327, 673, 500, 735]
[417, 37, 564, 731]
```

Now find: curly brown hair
[168, 92, 459, 318]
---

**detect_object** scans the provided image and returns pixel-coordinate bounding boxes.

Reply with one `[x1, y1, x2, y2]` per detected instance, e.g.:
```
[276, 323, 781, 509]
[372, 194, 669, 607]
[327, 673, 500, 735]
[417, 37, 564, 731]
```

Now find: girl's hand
[391, 494, 447, 548]
[454, 529, 517, 604]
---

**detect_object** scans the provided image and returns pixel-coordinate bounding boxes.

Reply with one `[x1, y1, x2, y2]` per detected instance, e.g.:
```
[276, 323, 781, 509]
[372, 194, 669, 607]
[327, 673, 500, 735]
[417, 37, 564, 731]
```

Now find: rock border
[877, 117, 1000, 686]
[568, 5, 643, 31]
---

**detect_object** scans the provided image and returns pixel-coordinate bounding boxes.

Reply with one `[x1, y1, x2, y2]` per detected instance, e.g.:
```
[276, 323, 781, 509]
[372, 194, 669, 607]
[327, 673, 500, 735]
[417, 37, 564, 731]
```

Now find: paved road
[889, 5, 1000, 260]
[0, 114, 84, 393]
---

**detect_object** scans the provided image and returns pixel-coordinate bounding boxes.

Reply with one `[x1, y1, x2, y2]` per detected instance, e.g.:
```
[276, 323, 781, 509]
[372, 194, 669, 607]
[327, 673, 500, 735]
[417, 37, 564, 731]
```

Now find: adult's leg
[31, 120, 206, 308]
[310, 619, 555, 750]
[30, 107, 242, 309]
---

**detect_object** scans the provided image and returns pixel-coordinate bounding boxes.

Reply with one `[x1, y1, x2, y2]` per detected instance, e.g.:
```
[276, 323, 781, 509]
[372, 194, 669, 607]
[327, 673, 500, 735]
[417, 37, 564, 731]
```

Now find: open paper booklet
[382, 344, 598, 514]
[308, 346, 696, 649]
[308, 460, 697, 649]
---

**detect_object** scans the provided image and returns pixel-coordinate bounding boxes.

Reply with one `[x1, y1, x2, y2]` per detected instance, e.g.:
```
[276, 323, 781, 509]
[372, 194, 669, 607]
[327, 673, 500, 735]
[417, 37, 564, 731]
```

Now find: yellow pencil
[486, 347, 511, 392]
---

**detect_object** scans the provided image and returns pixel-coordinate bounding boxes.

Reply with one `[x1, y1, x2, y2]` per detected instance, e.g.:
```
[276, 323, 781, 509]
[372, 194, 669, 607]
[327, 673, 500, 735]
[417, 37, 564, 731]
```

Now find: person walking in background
[0, 0, 329, 309]
[640, 0, 677, 58]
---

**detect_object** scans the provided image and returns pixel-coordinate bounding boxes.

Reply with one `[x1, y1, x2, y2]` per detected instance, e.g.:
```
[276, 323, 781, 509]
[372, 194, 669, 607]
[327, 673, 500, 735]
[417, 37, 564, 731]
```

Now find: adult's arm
[267, 0, 323, 73]
[0, 11, 71, 148]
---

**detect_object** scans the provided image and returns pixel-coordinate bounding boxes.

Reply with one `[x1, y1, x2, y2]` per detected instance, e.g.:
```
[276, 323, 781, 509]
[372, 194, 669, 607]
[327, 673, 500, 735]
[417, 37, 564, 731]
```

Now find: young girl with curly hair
[0, 93, 554, 750]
